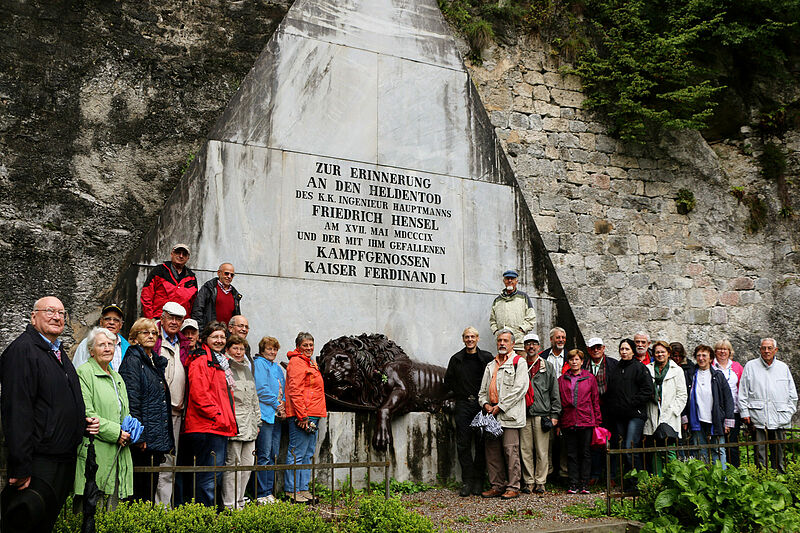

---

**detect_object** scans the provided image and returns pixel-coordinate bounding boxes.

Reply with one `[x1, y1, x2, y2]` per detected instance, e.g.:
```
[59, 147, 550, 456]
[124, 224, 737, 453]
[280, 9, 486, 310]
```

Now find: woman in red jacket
[558, 349, 601, 495]
[284, 332, 327, 504]
[182, 321, 237, 507]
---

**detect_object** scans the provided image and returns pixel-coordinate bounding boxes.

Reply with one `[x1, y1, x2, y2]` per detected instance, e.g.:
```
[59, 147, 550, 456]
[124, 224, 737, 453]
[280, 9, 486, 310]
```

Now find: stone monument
[112, 0, 581, 483]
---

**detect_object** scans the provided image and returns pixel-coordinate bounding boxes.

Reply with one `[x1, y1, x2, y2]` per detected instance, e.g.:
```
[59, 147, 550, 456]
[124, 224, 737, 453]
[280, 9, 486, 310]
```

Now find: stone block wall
[465, 36, 800, 368]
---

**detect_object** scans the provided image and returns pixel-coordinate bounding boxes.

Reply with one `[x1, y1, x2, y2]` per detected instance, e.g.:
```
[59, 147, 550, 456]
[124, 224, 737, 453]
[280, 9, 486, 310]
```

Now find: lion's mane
[319, 333, 409, 407]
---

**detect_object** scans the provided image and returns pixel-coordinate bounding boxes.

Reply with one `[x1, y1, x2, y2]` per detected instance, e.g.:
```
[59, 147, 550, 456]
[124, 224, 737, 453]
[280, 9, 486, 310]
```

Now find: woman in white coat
[644, 341, 688, 474]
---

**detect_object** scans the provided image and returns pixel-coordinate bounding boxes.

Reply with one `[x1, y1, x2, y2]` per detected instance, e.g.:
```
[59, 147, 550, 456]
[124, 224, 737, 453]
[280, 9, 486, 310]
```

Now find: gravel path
[399, 487, 620, 532]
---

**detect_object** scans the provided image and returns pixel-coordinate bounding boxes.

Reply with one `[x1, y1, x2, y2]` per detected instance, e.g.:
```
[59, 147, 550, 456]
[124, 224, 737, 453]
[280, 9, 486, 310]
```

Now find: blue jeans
[691, 423, 726, 468]
[614, 417, 645, 475]
[255, 421, 282, 497]
[185, 433, 228, 506]
[284, 418, 318, 493]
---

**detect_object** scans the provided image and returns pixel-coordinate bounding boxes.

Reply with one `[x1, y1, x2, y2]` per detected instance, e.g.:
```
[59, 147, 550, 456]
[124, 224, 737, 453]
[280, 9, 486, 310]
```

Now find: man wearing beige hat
[140, 243, 198, 319]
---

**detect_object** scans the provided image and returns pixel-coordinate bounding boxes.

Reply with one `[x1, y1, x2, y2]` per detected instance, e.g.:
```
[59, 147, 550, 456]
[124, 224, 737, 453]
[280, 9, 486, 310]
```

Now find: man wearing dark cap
[71, 303, 129, 369]
[1, 296, 99, 532]
[489, 269, 536, 355]
[140, 243, 198, 319]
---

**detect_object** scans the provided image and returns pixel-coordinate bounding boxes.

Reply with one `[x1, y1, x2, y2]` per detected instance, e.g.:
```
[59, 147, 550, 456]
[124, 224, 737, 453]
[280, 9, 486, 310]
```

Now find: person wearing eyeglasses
[191, 263, 243, 332]
[1, 296, 100, 533]
[71, 304, 130, 370]
[118, 317, 175, 502]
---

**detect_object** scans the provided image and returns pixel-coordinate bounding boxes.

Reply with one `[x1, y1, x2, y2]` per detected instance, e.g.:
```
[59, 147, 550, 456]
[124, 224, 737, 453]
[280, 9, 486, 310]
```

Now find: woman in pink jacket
[558, 349, 601, 494]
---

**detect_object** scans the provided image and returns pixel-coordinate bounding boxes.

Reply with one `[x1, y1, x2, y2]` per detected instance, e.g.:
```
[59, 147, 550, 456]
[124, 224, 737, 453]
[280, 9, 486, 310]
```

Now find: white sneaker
[257, 497, 269, 505]
[266, 494, 276, 504]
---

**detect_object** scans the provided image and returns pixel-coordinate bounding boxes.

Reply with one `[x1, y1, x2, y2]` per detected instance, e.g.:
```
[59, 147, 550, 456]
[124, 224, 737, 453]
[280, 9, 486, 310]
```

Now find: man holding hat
[154, 301, 192, 506]
[489, 269, 536, 354]
[1, 296, 100, 532]
[71, 303, 129, 369]
[140, 243, 198, 319]
[519, 332, 560, 494]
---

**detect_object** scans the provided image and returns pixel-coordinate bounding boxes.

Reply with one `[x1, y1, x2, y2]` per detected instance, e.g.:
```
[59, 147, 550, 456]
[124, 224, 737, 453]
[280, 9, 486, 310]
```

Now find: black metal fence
[604, 430, 800, 515]
[130, 452, 391, 510]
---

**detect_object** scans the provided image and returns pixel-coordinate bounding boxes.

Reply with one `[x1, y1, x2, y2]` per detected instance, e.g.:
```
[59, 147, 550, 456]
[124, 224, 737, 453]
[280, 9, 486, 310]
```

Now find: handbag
[653, 422, 678, 440]
[541, 417, 554, 433]
[591, 426, 611, 446]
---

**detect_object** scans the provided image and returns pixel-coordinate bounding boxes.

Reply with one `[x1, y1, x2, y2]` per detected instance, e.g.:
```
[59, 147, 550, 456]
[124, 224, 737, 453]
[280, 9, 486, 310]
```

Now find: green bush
[632, 460, 800, 532]
[347, 494, 436, 533]
[55, 494, 437, 533]
[218, 501, 333, 533]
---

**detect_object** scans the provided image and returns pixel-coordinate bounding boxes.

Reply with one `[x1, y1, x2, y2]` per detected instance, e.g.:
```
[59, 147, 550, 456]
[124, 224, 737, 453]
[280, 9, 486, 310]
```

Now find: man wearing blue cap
[489, 269, 536, 354]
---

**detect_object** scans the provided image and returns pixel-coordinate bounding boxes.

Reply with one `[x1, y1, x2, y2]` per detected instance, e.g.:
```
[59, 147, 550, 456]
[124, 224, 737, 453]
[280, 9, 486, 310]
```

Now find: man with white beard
[633, 331, 652, 365]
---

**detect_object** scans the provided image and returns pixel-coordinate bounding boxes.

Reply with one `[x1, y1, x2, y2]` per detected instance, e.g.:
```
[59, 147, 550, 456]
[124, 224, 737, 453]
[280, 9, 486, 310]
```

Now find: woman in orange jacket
[284, 332, 327, 503]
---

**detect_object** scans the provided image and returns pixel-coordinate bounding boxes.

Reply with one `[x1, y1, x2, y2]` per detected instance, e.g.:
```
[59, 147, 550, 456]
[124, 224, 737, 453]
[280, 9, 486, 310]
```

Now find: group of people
[2, 255, 798, 531]
[445, 269, 799, 499]
[0, 244, 329, 532]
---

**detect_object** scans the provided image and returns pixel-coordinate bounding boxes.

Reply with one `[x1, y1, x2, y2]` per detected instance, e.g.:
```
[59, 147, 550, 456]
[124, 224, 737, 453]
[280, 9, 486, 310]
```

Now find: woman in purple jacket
[559, 349, 602, 494]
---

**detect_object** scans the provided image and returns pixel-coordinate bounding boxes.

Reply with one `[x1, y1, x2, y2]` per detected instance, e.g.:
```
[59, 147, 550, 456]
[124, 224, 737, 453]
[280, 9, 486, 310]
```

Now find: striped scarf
[592, 357, 608, 395]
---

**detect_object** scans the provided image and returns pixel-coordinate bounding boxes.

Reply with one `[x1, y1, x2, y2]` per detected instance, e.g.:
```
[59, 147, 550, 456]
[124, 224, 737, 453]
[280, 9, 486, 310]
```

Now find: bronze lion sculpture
[318, 333, 450, 451]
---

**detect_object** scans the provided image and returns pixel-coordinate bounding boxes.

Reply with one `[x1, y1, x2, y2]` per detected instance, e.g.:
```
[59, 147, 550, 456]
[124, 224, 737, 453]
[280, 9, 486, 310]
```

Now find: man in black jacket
[444, 327, 493, 497]
[1, 296, 99, 532]
[191, 263, 243, 331]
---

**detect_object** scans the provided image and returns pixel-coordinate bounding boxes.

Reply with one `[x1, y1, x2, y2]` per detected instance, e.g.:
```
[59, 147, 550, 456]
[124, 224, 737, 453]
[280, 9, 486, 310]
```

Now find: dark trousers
[755, 428, 786, 473]
[563, 427, 592, 489]
[130, 447, 162, 502]
[727, 415, 741, 468]
[454, 401, 484, 485]
[1, 456, 75, 533]
[185, 433, 228, 507]
[613, 417, 645, 476]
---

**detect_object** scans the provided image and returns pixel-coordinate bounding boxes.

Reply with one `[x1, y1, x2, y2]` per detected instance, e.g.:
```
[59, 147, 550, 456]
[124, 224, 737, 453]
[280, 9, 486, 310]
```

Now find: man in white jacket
[739, 338, 798, 472]
[478, 329, 529, 500]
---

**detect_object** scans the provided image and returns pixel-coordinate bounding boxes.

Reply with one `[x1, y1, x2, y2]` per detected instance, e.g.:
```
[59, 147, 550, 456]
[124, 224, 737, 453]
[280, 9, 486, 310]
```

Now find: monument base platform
[313, 411, 459, 488]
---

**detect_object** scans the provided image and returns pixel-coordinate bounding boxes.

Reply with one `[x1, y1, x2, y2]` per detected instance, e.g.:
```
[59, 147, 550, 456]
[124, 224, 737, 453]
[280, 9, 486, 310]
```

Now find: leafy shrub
[348, 494, 436, 533]
[632, 460, 800, 532]
[55, 494, 437, 533]
[217, 501, 332, 533]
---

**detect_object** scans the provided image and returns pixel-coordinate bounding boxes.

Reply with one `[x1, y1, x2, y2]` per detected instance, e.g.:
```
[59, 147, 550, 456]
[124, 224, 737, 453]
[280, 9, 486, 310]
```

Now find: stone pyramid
[115, 0, 579, 365]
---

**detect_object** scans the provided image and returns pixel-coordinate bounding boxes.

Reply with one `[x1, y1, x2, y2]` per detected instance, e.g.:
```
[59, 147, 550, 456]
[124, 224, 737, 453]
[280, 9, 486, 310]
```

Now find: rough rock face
[465, 36, 800, 373]
[0, 0, 292, 350]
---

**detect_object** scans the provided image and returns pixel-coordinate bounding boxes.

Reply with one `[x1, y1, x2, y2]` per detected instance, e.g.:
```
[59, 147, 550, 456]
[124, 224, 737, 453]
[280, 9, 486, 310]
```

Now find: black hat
[0, 477, 58, 532]
[101, 303, 124, 317]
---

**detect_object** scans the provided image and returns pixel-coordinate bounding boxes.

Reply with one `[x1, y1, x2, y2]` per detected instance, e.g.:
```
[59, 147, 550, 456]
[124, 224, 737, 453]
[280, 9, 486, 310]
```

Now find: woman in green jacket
[74, 327, 134, 509]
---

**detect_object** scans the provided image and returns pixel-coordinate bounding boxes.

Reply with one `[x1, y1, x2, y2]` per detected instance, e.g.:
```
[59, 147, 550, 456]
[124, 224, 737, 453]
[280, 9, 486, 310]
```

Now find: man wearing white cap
[519, 332, 560, 494]
[154, 301, 191, 506]
[140, 243, 198, 319]
[583, 337, 617, 484]
[181, 318, 200, 351]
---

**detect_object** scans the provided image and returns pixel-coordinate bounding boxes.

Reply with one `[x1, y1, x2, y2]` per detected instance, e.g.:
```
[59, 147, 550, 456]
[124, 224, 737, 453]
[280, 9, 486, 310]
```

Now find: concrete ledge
[494, 520, 643, 533]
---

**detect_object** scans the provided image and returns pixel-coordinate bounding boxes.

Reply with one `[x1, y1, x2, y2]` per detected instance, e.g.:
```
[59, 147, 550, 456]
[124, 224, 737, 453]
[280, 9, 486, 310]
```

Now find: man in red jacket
[140, 244, 198, 318]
